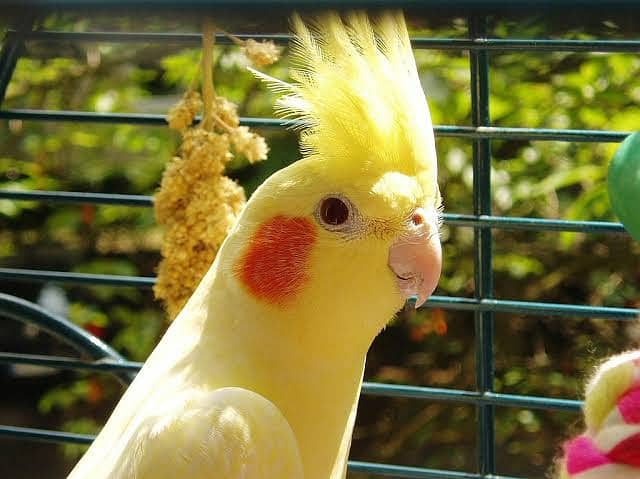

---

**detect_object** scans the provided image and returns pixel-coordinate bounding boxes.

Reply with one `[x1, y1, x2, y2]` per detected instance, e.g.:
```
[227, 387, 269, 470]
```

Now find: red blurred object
[86, 378, 103, 404]
[408, 308, 448, 342]
[433, 308, 448, 336]
[83, 322, 106, 339]
[81, 204, 95, 225]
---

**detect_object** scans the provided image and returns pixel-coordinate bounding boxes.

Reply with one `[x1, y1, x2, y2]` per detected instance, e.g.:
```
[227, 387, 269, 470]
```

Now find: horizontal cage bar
[0, 109, 632, 142]
[361, 383, 581, 411]
[1, 268, 637, 319]
[0, 268, 156, 287]
[348, 460, 530, 479]
[445, 214, 625, 234]
[10, 29, 640, 53]
[0, 352, 583, 411]
[5, 0, 640, 7]
[0, 190, 627, 233]
[0, 352, 143, 372]
[427, 296, 640, 320]
[0, 425, 94, 445]
[0, 189, 154, 206]
[16, 30, 289, 45]
[0, 422, 531, 479]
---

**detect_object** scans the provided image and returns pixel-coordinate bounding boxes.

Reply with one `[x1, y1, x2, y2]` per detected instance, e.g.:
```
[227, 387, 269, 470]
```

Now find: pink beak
[388, 207, 442, 308]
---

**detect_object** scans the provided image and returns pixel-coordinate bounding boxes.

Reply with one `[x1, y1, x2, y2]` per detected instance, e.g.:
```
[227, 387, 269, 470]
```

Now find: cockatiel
[68, 11, 442, 479]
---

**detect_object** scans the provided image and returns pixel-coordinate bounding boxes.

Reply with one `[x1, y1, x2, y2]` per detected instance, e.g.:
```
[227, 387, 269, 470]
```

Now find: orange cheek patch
[236, 216, 317, 306]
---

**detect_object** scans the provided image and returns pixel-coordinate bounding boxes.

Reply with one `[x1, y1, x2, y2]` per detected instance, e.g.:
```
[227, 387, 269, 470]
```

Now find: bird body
[69, 11, 441, 479]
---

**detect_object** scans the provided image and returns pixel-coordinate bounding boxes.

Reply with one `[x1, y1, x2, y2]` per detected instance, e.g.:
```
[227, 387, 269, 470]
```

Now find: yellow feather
[274, 11, 438, 202]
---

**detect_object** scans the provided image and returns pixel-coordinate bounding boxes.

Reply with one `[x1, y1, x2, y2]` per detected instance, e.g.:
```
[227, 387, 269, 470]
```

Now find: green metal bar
[16, 30, 289, 45]
[12, 29, 640, 53]
[0, 108, 285, 128]
[6, 0, 640, 8]
[0, 109, 631, 142]
[0, 293, 134, 383]
[2, 268, 638, 319]
[0, 425, 94, 445]
[0, 15, 37, 106]
[434, 126, 629, 142]
[444, 214, 625, 234]
[0, 352, 584, 411]
[348, 460, 531, 479]
[0, 352, 142, 372]
[0, 189, 154, 206]
[0, 421, 535, 479]
[361, 384, 582, 411]
[0, 109, 198, 125]
[426, 296, 640, 320]
[0, 268, 156, 287]
[0, 32, 24, 106]
[0, 191, 628, 233]
[470, 15, 495, 475]
[420, 38, 640, 53]
[0, 293, 123, 359]
[0, 190, 628, 234]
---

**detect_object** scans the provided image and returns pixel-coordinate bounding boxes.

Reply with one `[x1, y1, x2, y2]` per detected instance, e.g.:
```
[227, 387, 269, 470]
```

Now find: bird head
[220, 12, 442, 352]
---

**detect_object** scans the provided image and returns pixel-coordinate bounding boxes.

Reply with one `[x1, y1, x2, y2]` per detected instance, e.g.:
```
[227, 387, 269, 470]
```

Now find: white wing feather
[110, 387, 304, 479]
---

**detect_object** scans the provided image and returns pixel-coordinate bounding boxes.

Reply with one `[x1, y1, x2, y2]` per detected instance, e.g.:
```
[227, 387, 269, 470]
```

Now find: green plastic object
[608, 132, 640, 241]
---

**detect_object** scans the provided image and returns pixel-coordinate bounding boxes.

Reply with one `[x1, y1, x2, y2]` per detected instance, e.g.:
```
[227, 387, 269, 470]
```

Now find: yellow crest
[258, 11, 438, 199]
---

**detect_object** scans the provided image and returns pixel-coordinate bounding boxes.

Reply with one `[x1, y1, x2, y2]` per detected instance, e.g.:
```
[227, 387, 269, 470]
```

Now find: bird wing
[108, 387, 304, 479]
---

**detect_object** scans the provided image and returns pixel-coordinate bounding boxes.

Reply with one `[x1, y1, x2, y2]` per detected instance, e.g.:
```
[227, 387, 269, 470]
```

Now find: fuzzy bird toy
[68, 11, 442, 479]
[558, 351, 640, 478]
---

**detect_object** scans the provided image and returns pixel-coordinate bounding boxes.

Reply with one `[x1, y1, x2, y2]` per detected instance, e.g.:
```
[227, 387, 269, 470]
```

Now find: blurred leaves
[39, 380, 92, 415]
[68, 303, 108, 328]
[111, 306, 164, 361]
[60, 418, 101, 459]
[161, 49, 200, 88]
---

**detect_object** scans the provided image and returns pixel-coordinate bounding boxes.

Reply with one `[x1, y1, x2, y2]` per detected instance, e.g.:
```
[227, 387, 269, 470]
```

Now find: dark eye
[319, 196, 350, 226]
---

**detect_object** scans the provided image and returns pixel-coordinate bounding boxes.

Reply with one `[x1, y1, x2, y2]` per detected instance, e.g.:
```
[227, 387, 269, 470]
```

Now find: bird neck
[175, 259, 369, 479]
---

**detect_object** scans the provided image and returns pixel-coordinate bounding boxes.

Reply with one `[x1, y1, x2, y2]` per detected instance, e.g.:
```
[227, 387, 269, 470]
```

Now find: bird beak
[388, 207, 442, 308]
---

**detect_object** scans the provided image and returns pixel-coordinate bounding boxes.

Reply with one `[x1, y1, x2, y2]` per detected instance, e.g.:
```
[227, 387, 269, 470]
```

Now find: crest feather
[268, 11, 438, 198]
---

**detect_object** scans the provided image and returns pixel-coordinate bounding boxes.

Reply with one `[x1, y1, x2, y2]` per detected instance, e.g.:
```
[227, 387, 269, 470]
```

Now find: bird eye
[318, 196, 350, 228]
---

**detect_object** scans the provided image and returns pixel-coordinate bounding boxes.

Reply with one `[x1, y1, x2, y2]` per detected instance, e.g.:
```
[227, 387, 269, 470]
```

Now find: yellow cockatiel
[68, 11, 442, 479]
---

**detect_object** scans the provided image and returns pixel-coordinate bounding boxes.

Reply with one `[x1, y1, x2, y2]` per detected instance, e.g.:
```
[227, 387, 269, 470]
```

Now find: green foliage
[2, 10, 640, 479]
[39, 380, 92, 414]
[111, 306, 165, 361]
[161, 49, 201, 88]
[68, 303, 109, 327]
[60, 418, 101, 459]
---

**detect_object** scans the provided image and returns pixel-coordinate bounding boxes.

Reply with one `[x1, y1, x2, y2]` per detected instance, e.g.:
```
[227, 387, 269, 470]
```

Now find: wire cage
[1, 1, 640, 478]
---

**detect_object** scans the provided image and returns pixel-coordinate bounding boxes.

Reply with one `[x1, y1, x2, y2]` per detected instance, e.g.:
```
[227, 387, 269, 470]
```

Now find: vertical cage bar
[0, 31, 22, 106]
[469, 14, 496, 476]
[0, 17, 34, 107]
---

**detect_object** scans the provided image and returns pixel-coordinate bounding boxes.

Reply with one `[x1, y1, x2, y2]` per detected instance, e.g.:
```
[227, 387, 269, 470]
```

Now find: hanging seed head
[243, 39, 281, 67]
[214, 96, 240, 128]
[154, 175, 246, 318]
[230, 126, 269, 163]
[167, 91, 202, 131]
[180, 129, 232, 175]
